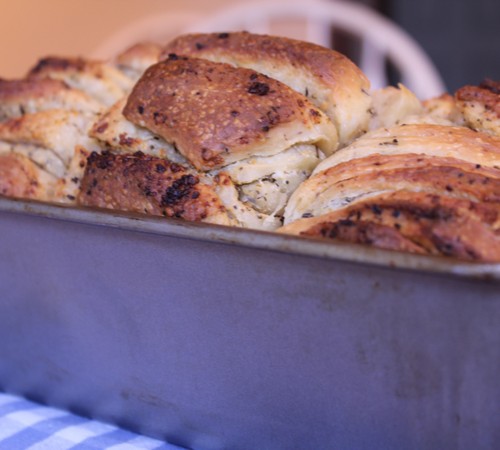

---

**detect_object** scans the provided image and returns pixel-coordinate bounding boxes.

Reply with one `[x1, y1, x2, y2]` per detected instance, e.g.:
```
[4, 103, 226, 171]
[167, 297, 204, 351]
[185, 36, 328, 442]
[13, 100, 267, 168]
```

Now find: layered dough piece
[0, 109, 101, 202]
[0, 152, 56, 201]
[0, 53, 141, 203]
[89, 97, 187, 164]
[455, 79, 500, 137]
[281, 124, 500, 262]
[113, 42, 162, 81]
[0, 78, 102, 121]
[78, 151, 235, 226]
[161, 32, 371, 146]
[119, 55, 338, 229]
[27, 56, 134, 106]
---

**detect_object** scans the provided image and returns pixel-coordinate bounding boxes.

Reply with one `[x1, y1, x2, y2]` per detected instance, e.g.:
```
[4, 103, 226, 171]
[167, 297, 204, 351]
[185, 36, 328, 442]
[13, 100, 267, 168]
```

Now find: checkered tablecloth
[0, 392, 184, 450]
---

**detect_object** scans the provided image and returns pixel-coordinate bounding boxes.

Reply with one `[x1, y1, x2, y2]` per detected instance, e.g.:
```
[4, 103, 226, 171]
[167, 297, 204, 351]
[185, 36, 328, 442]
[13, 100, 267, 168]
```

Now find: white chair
[185, 0, 447, 99]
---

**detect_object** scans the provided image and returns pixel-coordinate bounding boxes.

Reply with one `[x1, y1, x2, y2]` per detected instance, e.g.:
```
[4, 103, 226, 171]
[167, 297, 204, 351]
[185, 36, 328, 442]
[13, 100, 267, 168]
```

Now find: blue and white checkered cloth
[0, 392, 184, 450]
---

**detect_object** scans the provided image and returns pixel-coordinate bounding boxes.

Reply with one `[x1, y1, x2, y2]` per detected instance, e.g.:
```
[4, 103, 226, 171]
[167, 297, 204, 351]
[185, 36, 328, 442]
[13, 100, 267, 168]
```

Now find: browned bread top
[78, 151, 233, 225]
[114, 41, 162, 80]
[456, 79, 500, 117]
[455, 79, 500, 137]
[280, 190, 500, 262]
[161, 32, 371, 145]
[27, 56, 133, 106]
[0, 78, 102, 120]
[0, 152, 55, 201]
[123, 55, 338, 171]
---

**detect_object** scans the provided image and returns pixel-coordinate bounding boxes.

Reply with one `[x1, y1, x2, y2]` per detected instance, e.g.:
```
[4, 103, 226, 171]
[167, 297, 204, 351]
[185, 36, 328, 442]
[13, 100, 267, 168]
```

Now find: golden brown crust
[0, 109, 101, 173]
[422, 93, 465, 125]
[456, 80, 500, 116]
[313, 123, 500, 175]
[286, 124, 500, 224]
[115, 42, 162, 80]
[161, 32, 371, 145]
[0, 77, 69, 100]
[89, 98, 187, 164]
[123, 56, 337, 170]
[282, 120, 500, 262]
[27, 56, 133, 106]
[280, 191, 500, 262]
[285, 152, 500, 224]
[0, 78, 103, 121]
[0, 152, 54, 200]
[455, 79, 500, 137]
[78, 151, 232, 224]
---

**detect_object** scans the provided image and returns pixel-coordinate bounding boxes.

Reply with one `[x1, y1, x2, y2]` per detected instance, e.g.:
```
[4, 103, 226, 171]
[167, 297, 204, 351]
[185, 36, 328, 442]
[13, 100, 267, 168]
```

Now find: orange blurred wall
[0, 0, 236, 78]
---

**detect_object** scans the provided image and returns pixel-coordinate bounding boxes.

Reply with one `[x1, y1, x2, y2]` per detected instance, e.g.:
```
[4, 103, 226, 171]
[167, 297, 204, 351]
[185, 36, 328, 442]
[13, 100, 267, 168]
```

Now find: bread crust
[455, 79, 500, 137]
[0, 152, 55, 200]
[78, 151, 233, 225]
[123, 56, 337, 171]
[115, 42, 162, 80]
[27, 56, 133, 106]
[162, 32, 371, 145]
[280, 190, 500, 262]
[0, 78, 102, 121]
[281, 123, 500, 262]
[313, 123, 500, 176]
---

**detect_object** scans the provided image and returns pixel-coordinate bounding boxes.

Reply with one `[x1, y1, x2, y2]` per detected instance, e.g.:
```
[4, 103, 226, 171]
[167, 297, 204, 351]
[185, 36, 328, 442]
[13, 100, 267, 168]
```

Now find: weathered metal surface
[0, 197, 499, 450]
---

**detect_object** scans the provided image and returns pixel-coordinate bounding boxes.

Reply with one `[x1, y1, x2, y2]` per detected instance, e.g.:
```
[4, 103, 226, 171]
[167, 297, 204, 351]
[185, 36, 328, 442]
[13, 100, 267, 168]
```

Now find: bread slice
[162, 31, 371, 146]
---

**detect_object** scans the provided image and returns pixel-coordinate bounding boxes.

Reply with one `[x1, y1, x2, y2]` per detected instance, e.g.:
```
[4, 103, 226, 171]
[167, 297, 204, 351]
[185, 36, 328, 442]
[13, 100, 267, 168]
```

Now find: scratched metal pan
[0, 196, 499, 450]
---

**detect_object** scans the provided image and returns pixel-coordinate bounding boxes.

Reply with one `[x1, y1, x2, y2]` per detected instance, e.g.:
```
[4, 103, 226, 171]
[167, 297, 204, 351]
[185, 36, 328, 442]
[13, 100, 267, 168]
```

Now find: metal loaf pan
[0, 197, 499, 450]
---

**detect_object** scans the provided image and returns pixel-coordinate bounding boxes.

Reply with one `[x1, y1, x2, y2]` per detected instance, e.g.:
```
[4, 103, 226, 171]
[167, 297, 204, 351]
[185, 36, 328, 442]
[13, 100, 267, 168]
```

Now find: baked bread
[122, 55, 338, 229]
[114, 42, 162, 81]
[1, 31, 499, 262]
[281, 124, 500, 261]
[78, 150, 235, 226]
[27, 56, 134, 106]
[161, 32, 371, 146]
[455, 79, 500, 137]
[89, 97, 187, 164]
[0, 78, 102, 121]
[0, 151, 57, 201]
[0, 109, 101, 202]
[280, 190, 500, 262]
[369, 84, 424, 129]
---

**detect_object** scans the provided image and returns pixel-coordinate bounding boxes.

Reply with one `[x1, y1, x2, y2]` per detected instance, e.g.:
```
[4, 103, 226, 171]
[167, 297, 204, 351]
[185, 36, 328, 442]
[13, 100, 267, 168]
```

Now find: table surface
[0, 392, 184, 450]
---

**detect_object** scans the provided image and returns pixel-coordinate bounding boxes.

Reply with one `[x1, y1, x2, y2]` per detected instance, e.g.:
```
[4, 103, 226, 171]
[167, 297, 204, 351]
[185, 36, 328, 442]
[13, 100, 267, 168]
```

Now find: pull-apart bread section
[0, 78, 102, 121]
[0, 108, 101, 202]
[117, 55, 338, 229]
[280, 124, 500, 262]
[113, 42, 163, 81]
[78, 151, 233, 226]
[27, 56, 134, 106]
[0, 53, 141, 203]
[2, 31, 500, 263]
[455, 79, 500, 137]
[161, 32, 371, 146]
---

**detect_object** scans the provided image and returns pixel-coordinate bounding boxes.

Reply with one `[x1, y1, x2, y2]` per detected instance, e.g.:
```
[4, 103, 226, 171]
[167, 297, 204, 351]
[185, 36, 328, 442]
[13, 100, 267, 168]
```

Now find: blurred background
[0, 0, 498, 94]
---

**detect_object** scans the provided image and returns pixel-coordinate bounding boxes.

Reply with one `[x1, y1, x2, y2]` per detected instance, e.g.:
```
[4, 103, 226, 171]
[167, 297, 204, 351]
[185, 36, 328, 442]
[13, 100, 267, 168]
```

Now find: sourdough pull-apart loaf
[161, 32, 371, 146]
[113, 55, 338, 229]
[0, 152, 55, 201]
[280, 124, 500, 262]
[1, 30, 500, 263]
